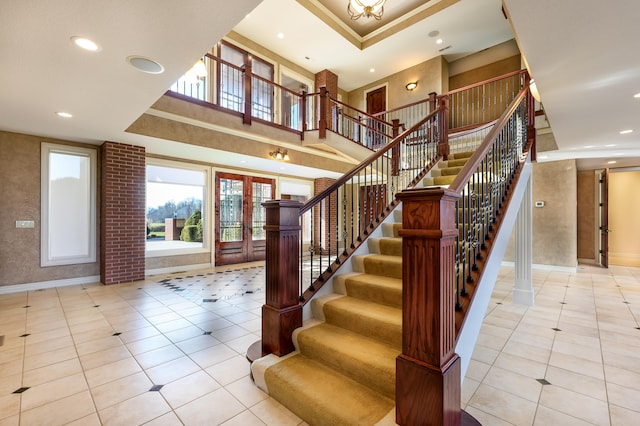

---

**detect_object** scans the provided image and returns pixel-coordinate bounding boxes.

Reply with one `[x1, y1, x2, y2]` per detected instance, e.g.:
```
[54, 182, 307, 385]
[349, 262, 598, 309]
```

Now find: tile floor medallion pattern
[0, 262, 639, 425]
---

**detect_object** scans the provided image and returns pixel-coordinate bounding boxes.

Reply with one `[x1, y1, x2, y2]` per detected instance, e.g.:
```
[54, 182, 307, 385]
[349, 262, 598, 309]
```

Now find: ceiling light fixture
[436, 38, 443, 45]
[56, 111, 73, 118]
[608, 161, 617, 164]
[405, 81, 418, 91]
[347, 0, 386, 20]
[619, 129, 633, 134]
[634, 93, 640, 98]
[270, 148, 289, 161]
[71, 36, 101, 52]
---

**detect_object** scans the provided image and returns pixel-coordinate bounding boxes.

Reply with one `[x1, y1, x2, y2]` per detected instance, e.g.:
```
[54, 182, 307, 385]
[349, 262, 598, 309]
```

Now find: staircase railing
[260, 102, 444, 356]
[167, 53, 317, 137]
[395, 76, 535, 425]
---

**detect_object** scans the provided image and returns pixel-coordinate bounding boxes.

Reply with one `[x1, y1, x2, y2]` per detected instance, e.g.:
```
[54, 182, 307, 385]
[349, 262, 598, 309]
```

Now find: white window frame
[41, 143, 97, 267]
[145, 159, 211, 258]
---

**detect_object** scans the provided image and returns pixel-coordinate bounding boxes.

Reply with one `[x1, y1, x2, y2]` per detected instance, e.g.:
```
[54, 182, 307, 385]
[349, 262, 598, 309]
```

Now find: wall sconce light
[405, 81, 418, 91]
[529, 78, 541, 102]
[270, 148, 289, 161]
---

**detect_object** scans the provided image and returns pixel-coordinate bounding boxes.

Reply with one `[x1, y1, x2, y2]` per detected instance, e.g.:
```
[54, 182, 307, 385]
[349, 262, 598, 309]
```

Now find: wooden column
[395, 188, 461, 426]
[437, 96, 450, 160]
[261, 200, 303, 357]
[242, 58, 252, 125]
[318, 86, 328, 139]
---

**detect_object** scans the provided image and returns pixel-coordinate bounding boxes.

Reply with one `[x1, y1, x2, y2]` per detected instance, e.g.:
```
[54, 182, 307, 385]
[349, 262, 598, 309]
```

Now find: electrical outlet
[16, 220, 35, 228]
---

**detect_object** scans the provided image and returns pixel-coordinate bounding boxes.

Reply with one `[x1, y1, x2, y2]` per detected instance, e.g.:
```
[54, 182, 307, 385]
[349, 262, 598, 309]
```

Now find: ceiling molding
[296, 0, 461, 50]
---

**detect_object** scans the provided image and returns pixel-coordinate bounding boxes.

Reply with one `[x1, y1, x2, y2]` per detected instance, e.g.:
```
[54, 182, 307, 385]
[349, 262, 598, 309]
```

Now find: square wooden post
[261, 200, 303, 357]
[395, 188, 462, 426]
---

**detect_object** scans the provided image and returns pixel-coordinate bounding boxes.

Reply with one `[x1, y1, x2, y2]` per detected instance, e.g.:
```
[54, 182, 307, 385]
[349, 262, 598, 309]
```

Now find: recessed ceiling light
[634, 92, 640, 98]
[606, 144, 617, 147]
[619, 129, 633, 134]
[436, 38, 443, 45]
[608, 161, 617, 164]
[127, 55, 164, 74]
[71, 36, 101, 52]
[56, 111, 73, 118]
[277, 32, 284, 39]
[369, 68, 375, 73]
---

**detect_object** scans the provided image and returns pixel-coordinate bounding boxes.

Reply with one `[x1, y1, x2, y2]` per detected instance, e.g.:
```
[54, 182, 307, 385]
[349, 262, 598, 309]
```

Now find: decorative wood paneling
[261, 200, 303, 357]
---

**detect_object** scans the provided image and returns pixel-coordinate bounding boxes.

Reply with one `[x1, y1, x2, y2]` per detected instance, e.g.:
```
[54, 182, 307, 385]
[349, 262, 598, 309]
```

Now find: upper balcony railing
[169, 53, 317, 136]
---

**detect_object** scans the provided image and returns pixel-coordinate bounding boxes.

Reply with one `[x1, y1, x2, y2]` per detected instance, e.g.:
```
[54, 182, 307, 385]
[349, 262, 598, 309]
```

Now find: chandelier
[347, 0, 386, 20]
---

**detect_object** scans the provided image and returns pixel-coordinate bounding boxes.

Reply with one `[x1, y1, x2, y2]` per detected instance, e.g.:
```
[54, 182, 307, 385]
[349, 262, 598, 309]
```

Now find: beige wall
[608, 170, 640, 266]
[347, 56, 448, 112]
[577, 170, 596, 261]
[505, 159, 578, 267]
[0, 131, 100, 286]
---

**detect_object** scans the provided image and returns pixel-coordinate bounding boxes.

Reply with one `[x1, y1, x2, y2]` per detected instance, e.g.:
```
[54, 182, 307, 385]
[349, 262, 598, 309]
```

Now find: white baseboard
[0, 275, 101, 294]
[500, 261, 577, 273]
[145, 263, 212, 277]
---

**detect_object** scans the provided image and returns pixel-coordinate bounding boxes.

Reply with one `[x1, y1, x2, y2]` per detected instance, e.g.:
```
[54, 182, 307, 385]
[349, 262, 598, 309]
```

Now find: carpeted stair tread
[444, 158, 469, 167]
[322, 296, 402, 346]
[450, 151, 475, 159]
[263, 353, 394, 426]
[343, 273, 402, 308]
[378, 237, 402, 256]
[362, 254, 402, 279]
[296, 322, 399, 398]
[440, 165, 464, 176]
[433, 175, 456, 185]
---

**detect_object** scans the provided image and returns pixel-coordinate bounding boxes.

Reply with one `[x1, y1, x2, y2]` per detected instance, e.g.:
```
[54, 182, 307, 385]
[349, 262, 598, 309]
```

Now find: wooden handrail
[300, 107, 442, 215]
[444, 69, 526, 96]
[329, 97, 395, 128]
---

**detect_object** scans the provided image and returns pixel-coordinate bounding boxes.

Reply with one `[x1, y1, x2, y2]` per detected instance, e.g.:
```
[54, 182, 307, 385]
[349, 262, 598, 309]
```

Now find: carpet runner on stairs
[251, 152, 475, 426]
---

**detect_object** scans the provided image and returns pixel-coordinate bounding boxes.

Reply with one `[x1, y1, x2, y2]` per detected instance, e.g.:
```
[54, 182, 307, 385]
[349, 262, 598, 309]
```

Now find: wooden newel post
[395, 188, 462, 426]
[438, 96, 450, 160]
[318, 86, 328, 139]
[261, 200, 303, 357]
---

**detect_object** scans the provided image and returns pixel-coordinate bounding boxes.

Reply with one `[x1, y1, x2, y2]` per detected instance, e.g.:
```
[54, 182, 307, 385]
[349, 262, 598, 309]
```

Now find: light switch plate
[16, 220, 35, 228]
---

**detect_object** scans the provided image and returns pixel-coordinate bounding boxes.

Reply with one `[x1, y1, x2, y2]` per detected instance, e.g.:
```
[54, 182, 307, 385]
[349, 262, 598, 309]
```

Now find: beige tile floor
[0, 262, 639, 425]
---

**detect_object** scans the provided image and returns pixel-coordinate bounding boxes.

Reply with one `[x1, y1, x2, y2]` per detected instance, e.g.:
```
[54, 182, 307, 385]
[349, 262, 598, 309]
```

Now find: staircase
[252, 153, 474, 425]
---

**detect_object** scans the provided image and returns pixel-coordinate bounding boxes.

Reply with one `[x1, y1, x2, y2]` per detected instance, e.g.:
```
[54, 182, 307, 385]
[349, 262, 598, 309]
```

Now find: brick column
[313, 177, 338, 255]
[100, 141, 146, 285]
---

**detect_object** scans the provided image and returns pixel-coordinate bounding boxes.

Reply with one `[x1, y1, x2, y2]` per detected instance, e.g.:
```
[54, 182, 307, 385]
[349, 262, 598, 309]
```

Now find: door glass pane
[220, 178, 243, 242]
[252, 182, 272, 240]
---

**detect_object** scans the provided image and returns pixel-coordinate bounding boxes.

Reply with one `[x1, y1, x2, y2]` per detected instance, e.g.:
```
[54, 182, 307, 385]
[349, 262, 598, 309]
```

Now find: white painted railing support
[513, 173, 534, 306]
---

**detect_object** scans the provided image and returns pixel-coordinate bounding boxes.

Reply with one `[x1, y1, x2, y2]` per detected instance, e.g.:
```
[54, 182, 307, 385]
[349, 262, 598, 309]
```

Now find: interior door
[598, 168, 609, 267]
[215, 172, 275, 265]
[366, 86, 387, 149]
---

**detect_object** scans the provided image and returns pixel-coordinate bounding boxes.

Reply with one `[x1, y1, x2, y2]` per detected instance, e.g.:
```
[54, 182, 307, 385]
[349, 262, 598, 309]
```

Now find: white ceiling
[0, 0, 638, 172]
[503, 0, 640, 170]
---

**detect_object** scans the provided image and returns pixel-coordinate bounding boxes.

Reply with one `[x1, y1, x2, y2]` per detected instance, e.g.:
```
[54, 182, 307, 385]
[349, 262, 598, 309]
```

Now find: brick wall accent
[313, 177, 338, 255]
[100, 141, 146, 284]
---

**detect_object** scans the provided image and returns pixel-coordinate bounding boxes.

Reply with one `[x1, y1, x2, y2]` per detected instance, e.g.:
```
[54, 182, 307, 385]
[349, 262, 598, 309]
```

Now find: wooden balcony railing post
[428, 91, 438, 112]
[318, 86, 328, 139]
[243, 60, 252, 125]
[438, 96, 450, 160]
[391, 118, 401, 176]
[261, 200, 303, 357]
[300, 90, 308, 140]
[524, 74, 537, 162]
[395, 188, 462, 426]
